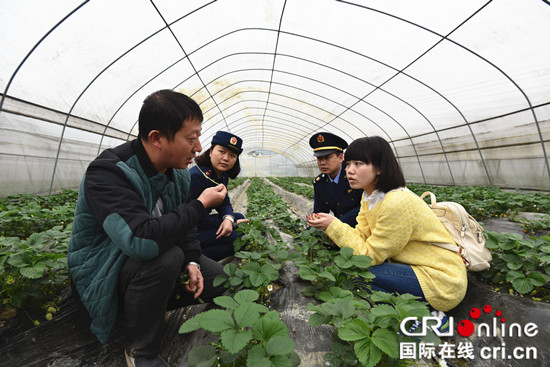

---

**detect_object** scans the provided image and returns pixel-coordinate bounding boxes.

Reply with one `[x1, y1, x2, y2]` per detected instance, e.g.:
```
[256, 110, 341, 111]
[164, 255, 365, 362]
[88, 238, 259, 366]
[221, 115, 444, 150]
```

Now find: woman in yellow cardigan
[307, 136, 467, 322]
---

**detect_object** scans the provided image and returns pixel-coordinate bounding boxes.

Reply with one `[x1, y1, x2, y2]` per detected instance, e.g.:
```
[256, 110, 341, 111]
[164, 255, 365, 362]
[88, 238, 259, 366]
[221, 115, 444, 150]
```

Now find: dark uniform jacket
[68, 139, 206, 343]
[313, 162, 362, 226]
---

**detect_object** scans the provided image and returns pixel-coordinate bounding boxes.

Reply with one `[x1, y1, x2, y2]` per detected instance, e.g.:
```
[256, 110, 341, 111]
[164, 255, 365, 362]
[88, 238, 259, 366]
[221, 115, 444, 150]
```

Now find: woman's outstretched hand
[236, 218, 250, 226]
[306, 212, 335, 231]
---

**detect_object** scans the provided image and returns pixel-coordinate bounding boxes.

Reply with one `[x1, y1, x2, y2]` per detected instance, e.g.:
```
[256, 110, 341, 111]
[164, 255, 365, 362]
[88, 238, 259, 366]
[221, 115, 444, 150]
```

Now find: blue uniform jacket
[313, 162, 362, 226]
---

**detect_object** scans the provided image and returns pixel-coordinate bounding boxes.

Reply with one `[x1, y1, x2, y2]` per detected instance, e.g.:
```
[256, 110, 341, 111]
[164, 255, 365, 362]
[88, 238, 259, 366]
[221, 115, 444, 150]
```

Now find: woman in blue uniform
[189, 131, 249, 261]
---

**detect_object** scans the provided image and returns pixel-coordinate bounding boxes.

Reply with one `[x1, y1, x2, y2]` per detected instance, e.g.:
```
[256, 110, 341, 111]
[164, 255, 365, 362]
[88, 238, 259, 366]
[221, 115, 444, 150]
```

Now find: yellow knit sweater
[326, 189, 467, 311]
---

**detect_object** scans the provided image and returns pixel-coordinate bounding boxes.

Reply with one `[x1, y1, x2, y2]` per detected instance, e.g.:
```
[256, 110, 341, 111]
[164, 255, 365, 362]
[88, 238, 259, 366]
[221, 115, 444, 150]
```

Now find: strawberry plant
[180, 289, 300, 367]
[1, 224, 71, 309]
[310, 291, 437, 367]
[511, 213, 550, 235]
[1, 189, 76, 323]
[295, 245, 374, 299]
[232, 218, 271, 253]
[0, 189, 77, 238]
[481, 232, 550, 298]
[292, 238, 437, 366]
[214, 261, 279, 299]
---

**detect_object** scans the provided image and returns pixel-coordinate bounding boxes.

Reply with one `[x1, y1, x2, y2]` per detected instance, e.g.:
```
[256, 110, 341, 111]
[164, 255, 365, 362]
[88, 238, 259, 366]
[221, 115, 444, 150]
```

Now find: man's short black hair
[344, 136, 405, 192]
[138, 90, 203, 141]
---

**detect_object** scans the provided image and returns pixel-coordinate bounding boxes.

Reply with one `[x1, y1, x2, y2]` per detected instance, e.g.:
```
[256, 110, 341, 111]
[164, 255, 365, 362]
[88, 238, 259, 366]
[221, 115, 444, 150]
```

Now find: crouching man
[68, 90, 227, 367]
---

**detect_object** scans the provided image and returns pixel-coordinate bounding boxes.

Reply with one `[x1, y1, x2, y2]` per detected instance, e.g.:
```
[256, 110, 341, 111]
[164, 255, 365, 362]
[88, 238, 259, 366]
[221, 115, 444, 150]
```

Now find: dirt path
[228, 179, 249, 214]
[262, 178, 313, 219]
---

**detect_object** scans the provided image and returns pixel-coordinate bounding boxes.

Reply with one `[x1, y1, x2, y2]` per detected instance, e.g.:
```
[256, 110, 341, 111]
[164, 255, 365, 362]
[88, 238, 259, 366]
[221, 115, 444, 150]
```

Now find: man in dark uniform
[310, 132, 362, 227]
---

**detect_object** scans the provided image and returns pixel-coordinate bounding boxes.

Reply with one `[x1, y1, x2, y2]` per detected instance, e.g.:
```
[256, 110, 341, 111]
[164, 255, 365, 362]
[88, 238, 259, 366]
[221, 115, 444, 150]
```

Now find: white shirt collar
[363, 187, 406, 210]
[363, 189, 385, 210]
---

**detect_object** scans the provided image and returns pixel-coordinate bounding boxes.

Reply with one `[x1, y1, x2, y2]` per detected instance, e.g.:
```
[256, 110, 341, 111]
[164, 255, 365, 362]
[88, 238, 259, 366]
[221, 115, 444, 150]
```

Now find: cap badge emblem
[230, 137, 237, 145]
[317, 134, 324, 143]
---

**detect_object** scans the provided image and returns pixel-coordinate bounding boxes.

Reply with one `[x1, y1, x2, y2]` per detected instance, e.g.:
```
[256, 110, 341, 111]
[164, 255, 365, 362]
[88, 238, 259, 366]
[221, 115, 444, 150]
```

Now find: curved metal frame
[1, 0, 548, 193]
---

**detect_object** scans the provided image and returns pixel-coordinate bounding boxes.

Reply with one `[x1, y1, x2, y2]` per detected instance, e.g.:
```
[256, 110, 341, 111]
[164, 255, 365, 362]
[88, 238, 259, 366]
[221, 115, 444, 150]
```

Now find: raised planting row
[226, 176, 249, 191]
[266, 177, 314, 200]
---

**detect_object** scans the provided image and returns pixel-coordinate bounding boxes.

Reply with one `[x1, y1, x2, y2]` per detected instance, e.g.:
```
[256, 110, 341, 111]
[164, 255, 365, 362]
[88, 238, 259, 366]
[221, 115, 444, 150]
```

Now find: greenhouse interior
[2, 1, 550, 367]
[1, 0, 550, 195]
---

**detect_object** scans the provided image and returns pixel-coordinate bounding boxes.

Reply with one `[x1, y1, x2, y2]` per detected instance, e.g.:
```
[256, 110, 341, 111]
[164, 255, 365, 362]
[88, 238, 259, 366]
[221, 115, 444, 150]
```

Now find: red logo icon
[457, 304, 505, 337]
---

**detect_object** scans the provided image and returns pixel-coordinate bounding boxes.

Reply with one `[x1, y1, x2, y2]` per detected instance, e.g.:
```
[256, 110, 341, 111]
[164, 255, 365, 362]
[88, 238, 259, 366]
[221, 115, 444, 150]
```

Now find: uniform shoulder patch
[313, 174, 322, 185]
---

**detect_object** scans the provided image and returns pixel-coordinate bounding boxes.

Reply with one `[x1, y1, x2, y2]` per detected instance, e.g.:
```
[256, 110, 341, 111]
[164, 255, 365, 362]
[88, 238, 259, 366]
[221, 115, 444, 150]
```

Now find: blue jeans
[356, 262, 427, 303]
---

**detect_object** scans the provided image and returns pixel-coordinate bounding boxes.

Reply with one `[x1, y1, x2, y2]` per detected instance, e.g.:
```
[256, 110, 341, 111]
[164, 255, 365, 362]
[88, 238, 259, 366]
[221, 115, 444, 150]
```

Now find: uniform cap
[211, 131, 243, 154]
[309, 132, 348, 157]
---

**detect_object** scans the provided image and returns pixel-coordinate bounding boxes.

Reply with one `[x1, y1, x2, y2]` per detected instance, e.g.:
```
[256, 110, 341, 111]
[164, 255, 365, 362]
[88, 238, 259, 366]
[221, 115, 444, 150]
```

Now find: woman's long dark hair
[194, 145, 241, 179]
[344, 136, 405, 193]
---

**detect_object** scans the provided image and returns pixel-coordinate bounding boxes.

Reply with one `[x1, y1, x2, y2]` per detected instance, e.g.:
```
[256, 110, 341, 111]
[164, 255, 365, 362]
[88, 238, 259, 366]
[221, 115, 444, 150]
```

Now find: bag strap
[420, 191, 469, 241]
[420, 191, 437, 206]
[427, 241, 469, 267]
[431, 242, 462, 253]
